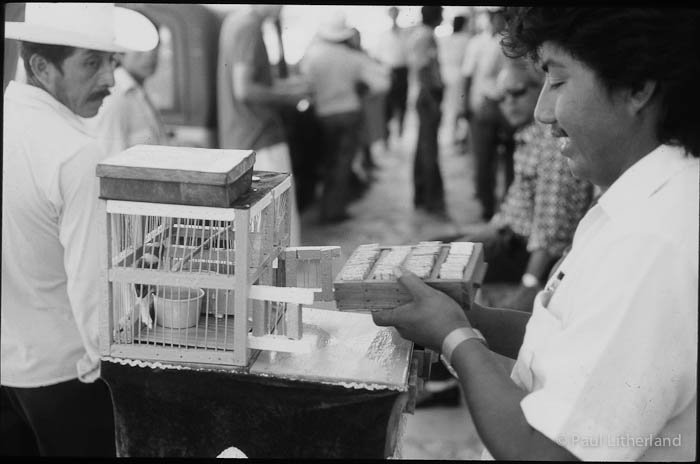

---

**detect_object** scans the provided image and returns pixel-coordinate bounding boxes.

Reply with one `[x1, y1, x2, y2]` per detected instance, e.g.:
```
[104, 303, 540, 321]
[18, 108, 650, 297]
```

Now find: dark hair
[20, 41, 76, 78]
[421, 6, 443, 27]
[501, 7, 700, 157]
[453, 15, 466, 33]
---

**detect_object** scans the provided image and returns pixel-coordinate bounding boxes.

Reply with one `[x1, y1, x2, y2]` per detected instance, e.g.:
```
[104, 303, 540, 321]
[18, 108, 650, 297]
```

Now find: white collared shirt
[85, 67, 168, 158]
[2, 81, 104, 386]
[486, 145, 698, 460]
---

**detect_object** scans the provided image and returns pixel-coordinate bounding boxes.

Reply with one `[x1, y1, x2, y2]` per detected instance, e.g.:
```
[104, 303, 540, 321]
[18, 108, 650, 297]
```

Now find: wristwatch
[521, 273, 541, 288]
[439, 327, 488, 379]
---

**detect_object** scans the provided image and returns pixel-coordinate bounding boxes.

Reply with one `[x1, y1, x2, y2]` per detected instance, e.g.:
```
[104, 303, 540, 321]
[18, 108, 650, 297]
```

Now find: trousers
[1, 378, 115, 457]
[384, 66, 409, 138]
[469, 98, 515, 221]
[318, 110, 363, 222]
[413, 87, 446, 212]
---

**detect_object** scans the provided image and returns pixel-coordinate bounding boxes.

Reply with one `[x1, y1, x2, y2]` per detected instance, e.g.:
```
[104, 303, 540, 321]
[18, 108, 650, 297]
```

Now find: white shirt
[301, 39, 389, 117]
[372, 26, 408, 68]
[85, 67, 168, 158]
[438, 32, 470, 85]
[2, 81, 104, 386]
[484, 145, 698, 460]
[460, 31, 505, 111]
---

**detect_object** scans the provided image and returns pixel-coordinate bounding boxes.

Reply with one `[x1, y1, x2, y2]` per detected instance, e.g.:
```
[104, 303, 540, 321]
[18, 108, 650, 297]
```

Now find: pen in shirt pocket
[545, 270, 565, 294]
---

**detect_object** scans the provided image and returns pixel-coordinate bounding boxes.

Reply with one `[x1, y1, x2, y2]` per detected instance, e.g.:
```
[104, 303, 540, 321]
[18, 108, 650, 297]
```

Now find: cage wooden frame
[97, 173, 338, 368]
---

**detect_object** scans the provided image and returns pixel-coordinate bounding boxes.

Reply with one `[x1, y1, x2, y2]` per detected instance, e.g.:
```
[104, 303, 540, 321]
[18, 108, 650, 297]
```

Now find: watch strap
[441, 327, 487, 366]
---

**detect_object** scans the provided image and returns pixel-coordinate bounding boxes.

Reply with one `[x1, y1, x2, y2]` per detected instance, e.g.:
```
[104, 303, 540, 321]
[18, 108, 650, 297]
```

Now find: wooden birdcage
[96, 146, 338, 368]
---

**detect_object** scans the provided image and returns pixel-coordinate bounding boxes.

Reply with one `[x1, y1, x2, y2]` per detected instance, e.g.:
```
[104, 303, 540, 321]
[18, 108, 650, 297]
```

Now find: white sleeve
[519, 233, 697, 460]
[58, 143, 104, 382]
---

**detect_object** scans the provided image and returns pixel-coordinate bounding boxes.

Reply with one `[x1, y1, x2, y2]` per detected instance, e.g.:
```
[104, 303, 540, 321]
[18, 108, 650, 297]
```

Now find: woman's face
[497, 67, 541, 129]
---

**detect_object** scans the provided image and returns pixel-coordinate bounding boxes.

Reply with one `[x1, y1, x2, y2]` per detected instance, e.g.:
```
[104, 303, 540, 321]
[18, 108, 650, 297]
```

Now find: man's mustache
[89, 90, 111, 101]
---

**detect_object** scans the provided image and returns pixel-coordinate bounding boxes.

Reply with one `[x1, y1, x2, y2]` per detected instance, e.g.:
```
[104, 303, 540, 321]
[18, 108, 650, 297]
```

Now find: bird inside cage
[133, 250, 162, 329]
[117, 241, 165, 333]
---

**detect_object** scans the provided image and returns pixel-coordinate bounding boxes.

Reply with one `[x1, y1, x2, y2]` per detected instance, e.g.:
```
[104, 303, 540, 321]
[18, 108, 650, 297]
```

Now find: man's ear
[627, 80, 657, 115]
[28, 53, 53, 88]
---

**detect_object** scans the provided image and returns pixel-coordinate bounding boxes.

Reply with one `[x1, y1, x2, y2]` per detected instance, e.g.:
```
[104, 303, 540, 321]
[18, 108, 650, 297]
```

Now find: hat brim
[317, 29, 356, 43]
[4, 7, 158, 53]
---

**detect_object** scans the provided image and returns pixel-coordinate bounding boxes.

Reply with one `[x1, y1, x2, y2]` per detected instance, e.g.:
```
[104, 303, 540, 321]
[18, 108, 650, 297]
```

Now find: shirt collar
[597, 144, 690, 218]
[5, 80, 93, 137]
[113, 67, 140, 94]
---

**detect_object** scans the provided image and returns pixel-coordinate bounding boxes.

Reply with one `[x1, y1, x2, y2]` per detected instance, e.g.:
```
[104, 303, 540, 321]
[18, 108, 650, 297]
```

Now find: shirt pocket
[514, 291, 564, 390]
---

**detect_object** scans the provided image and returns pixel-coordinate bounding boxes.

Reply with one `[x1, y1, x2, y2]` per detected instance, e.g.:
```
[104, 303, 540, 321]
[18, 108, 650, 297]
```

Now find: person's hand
[502, 284, 540, 312]
[371, 266, 471, 352]
[278, 76, 312, 102]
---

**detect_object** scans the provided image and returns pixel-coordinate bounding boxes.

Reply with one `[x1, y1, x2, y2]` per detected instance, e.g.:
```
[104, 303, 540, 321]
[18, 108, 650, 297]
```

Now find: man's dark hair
[453, 15, 466, 33]
[421, 6, 443, 28]
[501, 7, 700, 157]
[20, 41, 76, 78]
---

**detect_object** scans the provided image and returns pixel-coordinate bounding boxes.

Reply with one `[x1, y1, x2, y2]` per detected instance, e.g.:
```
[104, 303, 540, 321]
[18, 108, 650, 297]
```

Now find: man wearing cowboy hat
[2, 3, 157, 456]
[300, 11, 389, 223]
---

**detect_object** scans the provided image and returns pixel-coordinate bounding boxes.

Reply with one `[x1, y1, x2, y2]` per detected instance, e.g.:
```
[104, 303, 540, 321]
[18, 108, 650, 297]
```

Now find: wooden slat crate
[334, 242, 487, 311]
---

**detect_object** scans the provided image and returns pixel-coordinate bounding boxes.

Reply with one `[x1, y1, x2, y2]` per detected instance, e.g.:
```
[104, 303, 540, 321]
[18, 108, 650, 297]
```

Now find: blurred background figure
[438, 9, 472, 149]
[300, 11, 389, 224]
[461, 7, 514, 221]
[217, 4, 312, 245]
[408, 5, 447, 219]
[373, 6, 409, 148]
[437, 58, 594, 311]
[87, 13, 169, 158]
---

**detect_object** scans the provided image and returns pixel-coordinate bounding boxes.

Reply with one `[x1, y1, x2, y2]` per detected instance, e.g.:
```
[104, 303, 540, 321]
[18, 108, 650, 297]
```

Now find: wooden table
[102, 308, 417, 458]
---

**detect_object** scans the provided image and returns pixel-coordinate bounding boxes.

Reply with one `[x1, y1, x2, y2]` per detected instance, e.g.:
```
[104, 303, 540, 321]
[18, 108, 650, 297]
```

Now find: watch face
[440, 354, 459, 379]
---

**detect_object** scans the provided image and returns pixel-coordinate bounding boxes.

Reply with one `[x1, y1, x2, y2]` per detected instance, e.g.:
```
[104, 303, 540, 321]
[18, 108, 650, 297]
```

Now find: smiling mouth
[550, 126, 573, 154]
[550, 125, 568, 138]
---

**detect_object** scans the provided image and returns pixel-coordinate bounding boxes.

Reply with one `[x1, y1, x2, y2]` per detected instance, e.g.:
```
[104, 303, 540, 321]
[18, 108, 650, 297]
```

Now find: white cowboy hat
[4, 3, 159, 53]
[316, 11, 356, 43]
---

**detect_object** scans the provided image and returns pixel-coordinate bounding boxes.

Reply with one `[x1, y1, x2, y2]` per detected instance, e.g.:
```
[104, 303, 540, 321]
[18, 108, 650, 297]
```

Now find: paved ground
[298, 99, 497, 459]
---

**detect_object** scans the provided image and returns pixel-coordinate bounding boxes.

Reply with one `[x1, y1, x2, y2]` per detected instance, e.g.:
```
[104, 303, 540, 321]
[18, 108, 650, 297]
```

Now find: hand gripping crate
[96, 146, 332, 368]
[333, 241, 487, 311]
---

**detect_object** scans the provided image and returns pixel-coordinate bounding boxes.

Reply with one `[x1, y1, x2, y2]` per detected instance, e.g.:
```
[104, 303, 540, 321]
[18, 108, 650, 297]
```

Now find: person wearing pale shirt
[2, 3, 158, 456]
[438, 13, 472, 148]
[87, 13, 169, 159]
[373, 7, 698, 461]
[300, 11, 389, 223]
[461, 8, 515, 221]
[373, 6, 410, 144]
